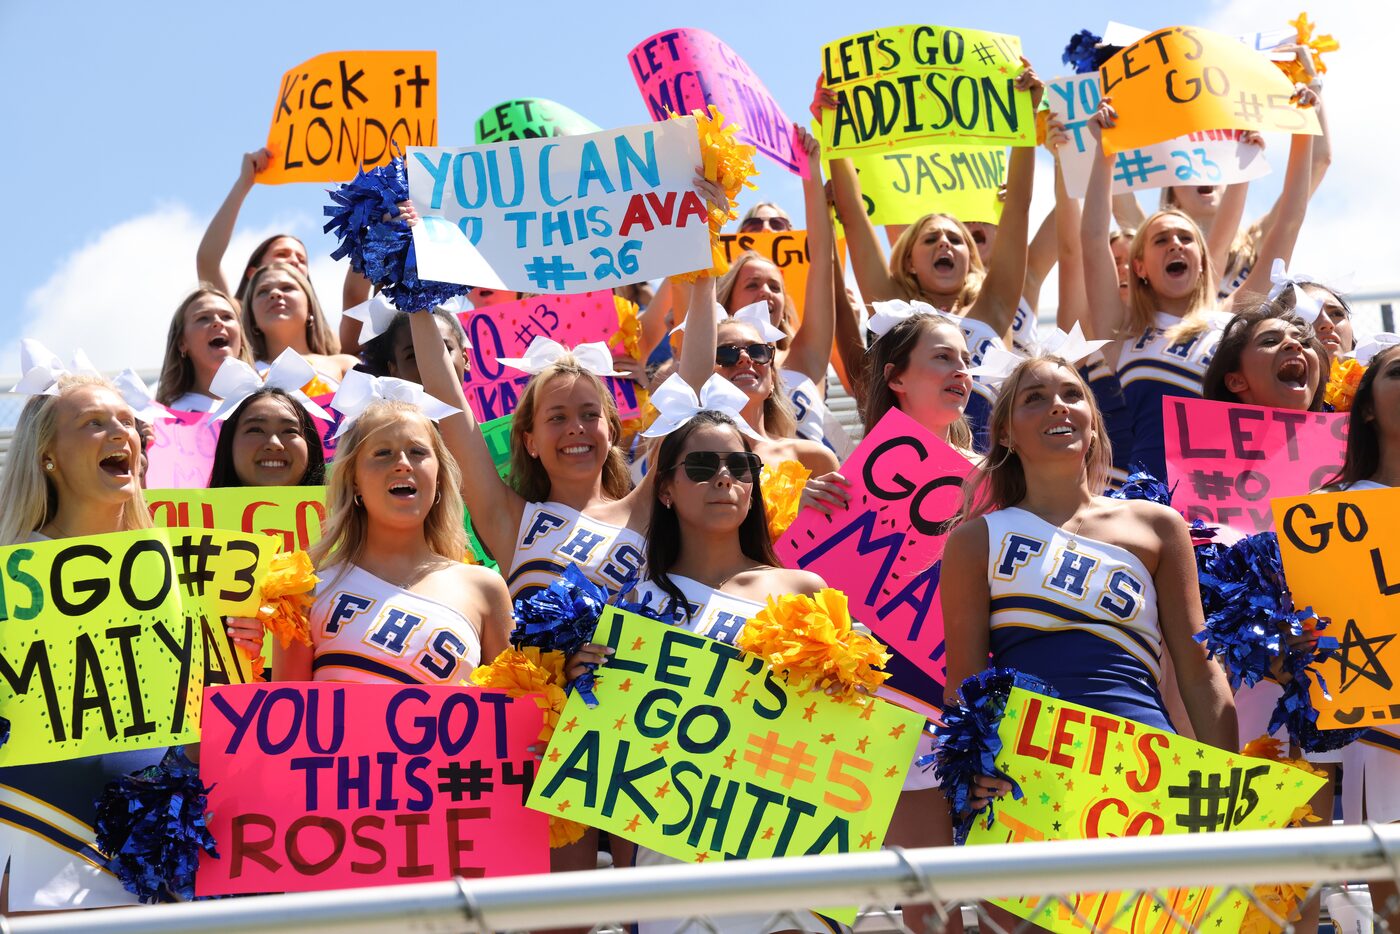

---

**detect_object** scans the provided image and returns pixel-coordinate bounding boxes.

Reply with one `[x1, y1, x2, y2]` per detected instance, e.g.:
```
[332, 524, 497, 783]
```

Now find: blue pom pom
[1107, 466, 1176, 507]
[512, 564, 616, 706]
[0, 716, 9, 749]
[323, 159, 466, 312]
[94, 747, 217, 903]
[1271, 624, 1366, 753]
[932, 668, 1058, 845]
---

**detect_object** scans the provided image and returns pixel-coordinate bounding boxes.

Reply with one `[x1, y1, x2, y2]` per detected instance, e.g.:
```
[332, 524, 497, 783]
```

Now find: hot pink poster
[1163, 397, 1349, 533]
[629, 28, 810, 177]
[456, 290, 640, 422]
[197, 684, 550, 894]
[775, 408, 973, 707]
[145, 409, 220, 488]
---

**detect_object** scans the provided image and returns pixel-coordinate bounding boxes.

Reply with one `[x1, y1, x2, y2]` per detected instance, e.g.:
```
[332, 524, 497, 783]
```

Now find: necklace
[1062, 511, 1088, 551]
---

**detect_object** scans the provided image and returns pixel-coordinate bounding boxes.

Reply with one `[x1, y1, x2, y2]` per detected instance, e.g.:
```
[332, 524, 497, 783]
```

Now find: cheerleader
[942, 356, 1236, 820]
[1078, 89, 1319, 479]
[154, 287, 252, 413]
[242, 262, 357, 387]
[204, 353, 333, 488]
[276, 374, 509, 684]
[0, 360, 261, 909]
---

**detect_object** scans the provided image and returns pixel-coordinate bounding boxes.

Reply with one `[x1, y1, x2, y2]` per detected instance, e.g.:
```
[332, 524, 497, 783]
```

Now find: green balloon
[473, 98, 602, 144]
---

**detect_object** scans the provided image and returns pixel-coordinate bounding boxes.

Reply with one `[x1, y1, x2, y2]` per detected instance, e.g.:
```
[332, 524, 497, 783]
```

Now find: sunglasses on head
[739, 216, 792, 232]
[715, 342, 775, 367]
[671, 450, 762, 484]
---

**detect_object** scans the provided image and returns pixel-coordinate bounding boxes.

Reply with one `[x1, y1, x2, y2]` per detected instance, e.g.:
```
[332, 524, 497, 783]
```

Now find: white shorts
[1341, 727, 1400, 824]
[903, 730, 941, 791]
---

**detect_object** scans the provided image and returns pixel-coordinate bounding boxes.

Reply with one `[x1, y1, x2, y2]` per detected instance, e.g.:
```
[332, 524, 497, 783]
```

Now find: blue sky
[2, 0, 1390, 374]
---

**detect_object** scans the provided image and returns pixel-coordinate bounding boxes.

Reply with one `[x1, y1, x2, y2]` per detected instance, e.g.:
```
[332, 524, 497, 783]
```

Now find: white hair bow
[496, 337, 623, 377]
[209, 348, 333, 421]
[670, 301, 787, 345]
[112, 370, 174, 422]
[328, 369, 462, 440]
[1267, 258, 1323, 324]
[968, 323, 1110, 384]
[9, 339, 101, 395]
[867, 300, 955, 339]
[344, 296, 473, 346]
[641, 374, 764, 440]
[1353, 332, 1400, 367]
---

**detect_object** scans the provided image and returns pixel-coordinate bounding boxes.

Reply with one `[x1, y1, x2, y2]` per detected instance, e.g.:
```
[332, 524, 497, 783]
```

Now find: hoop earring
[353, 493, 363, 507]
[434, 491, 441, 505]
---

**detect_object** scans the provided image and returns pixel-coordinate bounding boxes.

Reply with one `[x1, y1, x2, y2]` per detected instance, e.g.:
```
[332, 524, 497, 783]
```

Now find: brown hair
[716, 318, 797, 439]
[716, 252, 796, 347]
[887, 214, 986, 310]
[156, 287, 253, 406]
[242, 262, 339, 361]
[862, 313, 974, 450]
[507, 362, 631, 503]
[1202, 299, 1329, 411]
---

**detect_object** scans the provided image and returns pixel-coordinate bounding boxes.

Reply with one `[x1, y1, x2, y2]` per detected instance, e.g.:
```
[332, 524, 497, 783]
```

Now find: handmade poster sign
[969, 687, 1326, 932]
[776, 408, 973, 708]
[145, 409, 221, 489]
[819, 25, 1035, 156]
[197, 684, 549, 894]
[475, 98, 601, 143]
[1163, 398, 1347, 533]
[1047, 73, 1270, 198]
[408, 119, 711, 293]
[847, 146, 1006, 225]
[629, 28, 809, 176]
[530, 608, 921, 874]
[1274, 487, 1400, 729]
[147, 487, 328, 553]
[715, 230, 847, 323]
[1098, 26, 1321, 154]
[454, 291, 640, 421]
[258, 51, 437, 184]
[0, 529, 275, 766]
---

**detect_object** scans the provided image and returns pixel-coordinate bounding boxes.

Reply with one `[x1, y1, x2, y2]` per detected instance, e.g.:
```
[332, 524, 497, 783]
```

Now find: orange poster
[259, 51, 437, 184]
[1099, 26, 1320, 154]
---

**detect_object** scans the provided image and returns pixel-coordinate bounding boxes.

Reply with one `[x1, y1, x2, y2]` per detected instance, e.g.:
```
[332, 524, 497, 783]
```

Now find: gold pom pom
[256, 550, 318, 650]
[737, 589, 890, 703]
[1276, 12, 1339, 87]
[1324, 357, 1365, 412]
[669, 105, 758, 283]
[761, 460, 811, 541]
[1238, 735, 1326, 932]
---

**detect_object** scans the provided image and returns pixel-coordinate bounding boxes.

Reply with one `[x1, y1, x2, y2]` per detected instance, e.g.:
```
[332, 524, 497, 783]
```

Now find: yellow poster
[1273, 487, 1400, 729]
[0, 529, 276, 765]
[847, 146, 1006, 225]
[819, 25, 1035, 157]
[259, 51, 438, 184]
[1099, 26, 1321, 154]
[967, 687, 1326, 932]
[147, 486, 327, 553]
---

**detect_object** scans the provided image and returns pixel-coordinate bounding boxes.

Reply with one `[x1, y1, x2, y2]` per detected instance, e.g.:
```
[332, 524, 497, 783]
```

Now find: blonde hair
[242, 262, 339, 361]
[0, 376, 153, 545]
[958, 358, 1112, 523]
[156, 287, 253, 406]
[309, 402, 467, 571]
[508, 362, 631, 503]
[1123, 210, 1217, 344]
[888, 214, 986, 311]
[716, 317, 797, 439]
[716, 252, 796, 347]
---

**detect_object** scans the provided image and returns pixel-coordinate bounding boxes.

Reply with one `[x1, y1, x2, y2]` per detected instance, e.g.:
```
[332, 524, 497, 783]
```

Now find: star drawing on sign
[625, 814, 642, 832]
[1336, 618, 1396, 691]
[617, 678, 633, 692]
[859, 831, 876, 848]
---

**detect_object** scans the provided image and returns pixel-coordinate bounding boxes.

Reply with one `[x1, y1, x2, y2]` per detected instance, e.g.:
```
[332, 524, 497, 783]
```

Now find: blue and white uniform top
[983, 506, 1172, 731]
[1116, 310, 1231, 479]
[507, 501, 647, 602]
[628, 574, 764, 644]
[309, 564, 482, 685]
[959, 315, 1007, 453]
[1010, 297, 1040, 355]
[782, 367, 854, 462]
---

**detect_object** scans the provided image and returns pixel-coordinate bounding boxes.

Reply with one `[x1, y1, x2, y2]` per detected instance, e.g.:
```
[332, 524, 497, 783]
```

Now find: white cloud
[2, 207, 345, 377]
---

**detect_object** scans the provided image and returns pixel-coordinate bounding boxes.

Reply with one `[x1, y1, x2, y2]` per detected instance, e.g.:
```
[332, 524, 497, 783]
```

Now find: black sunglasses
[715, 342, 775, 367]
[671, 450, 762, 484]
[739, 216, 792, 232]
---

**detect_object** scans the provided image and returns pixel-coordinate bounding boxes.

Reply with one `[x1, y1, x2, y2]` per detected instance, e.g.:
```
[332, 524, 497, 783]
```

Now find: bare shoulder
[729, 566, 826, 601]
[945, 515, 990, 555]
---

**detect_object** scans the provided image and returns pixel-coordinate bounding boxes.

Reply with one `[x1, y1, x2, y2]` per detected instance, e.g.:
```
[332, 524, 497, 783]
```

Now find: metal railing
[6, 824, 1400, 933]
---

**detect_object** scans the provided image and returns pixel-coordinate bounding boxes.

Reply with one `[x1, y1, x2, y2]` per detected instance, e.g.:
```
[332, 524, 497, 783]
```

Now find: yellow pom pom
[761, 460, 811, 541]
[1276, 13, 1340, 86]
[609, 294, 643, 360]
[256, 550, 318, 650]
[300, 375, 335, 399]
[549, 816, 589, 849]
[1324, 357, 1365, 412]
[737, 589, 890, 703]
[669, 105, 758, 283]
[1238, 734, 1326, 931]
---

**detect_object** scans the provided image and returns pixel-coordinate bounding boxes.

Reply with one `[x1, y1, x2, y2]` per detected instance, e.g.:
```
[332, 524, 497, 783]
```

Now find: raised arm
[1022, 201, 1059, 313]
[407, 310, 524, 562]
[832, 253, 868, 401]
[1047, 129, 1088, 332]
[1231, 90, 1319, 304]
[783, 130, 836, 384]
[1254, 81, 1331, 241]
[675, 275, 717, 391]
[965, 60, 1042, 336]
[1112, 192, 1146, 232]
[637, 278, 675, 360]
[339, 270, 374, 356]
[1207, 178, 1250, 286]
[196, 148, 269, 294]
[1079, 101, 1130, 342]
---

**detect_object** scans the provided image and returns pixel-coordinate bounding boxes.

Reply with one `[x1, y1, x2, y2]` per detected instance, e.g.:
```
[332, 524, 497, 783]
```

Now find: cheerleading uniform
[308, 564, 482, 685]
[783, 368, 854, 462]
[959, 315, 1006, 454]
[506, 501, 647, 603]
[1081, 353, 1133, 489]
[1116, 311, 1231, 481]
[0, 534, 156, 910]
[1010, 297, 1040, 355]
[166, 391, 218, 413]
[983, 507, 1172, 730]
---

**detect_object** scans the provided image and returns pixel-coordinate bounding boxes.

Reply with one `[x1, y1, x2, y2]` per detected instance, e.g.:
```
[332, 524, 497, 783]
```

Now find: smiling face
[1134, 214, 1203, 301]
[391, 315, 467, 384]
[964, 221, 998, 266]
[728, 257, 786, 325]
[1224, 318, 1322, 411]
[44, 384, 141, 509]
[179, 292, 242, 380]
[230, 395, 311, 487]
[352, 414, 440, 529]
[1003, 361, 1096, 465]
[523, 373, 613, 485]
[250, 267, 310, 346]
[905, 216, 973, 298]
[658, 424, 754, 536]
[1303, 284, 1354, 355]
[715, 320, 774, 403]
[887, 321, 972, 432]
